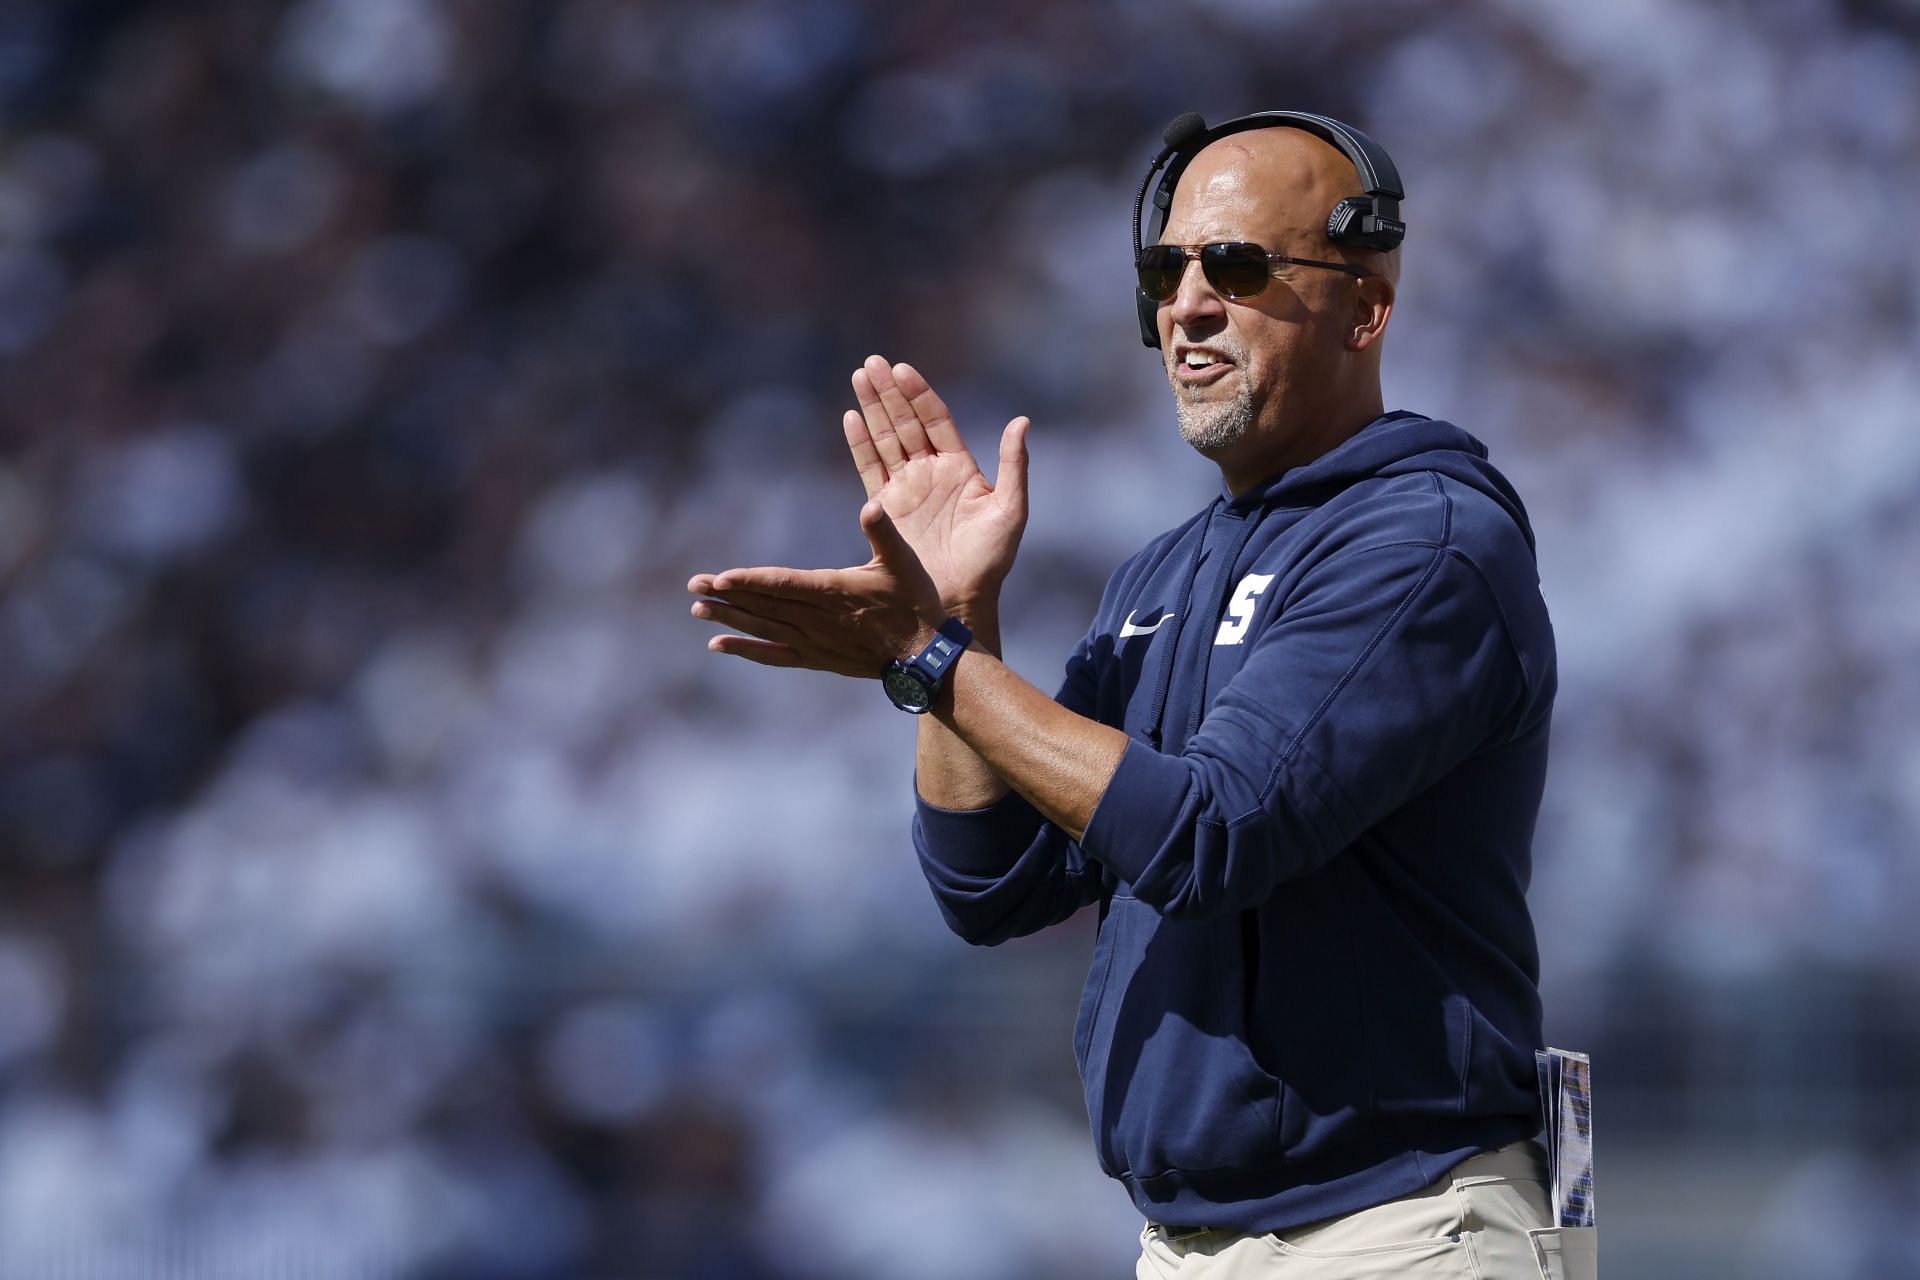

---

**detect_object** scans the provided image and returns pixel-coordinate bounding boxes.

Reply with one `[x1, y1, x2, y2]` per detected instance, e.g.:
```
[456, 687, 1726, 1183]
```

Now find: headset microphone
[1131, 109, 1406, 349]
[1162, 112, 1210, 148]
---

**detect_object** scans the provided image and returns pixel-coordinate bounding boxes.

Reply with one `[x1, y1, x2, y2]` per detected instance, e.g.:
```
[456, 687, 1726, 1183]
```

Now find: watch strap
[883, 616, 973, 713]
[906, 616, 973, 686]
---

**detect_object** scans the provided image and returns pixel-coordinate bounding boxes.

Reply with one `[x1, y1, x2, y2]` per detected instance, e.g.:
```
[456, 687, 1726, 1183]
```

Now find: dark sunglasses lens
[1136, 246, 1186, 301]
[1202, 243, 1271, 298]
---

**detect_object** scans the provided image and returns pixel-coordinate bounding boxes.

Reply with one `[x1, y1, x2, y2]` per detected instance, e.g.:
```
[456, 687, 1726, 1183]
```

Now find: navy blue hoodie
[914, 412, 1555, 1233]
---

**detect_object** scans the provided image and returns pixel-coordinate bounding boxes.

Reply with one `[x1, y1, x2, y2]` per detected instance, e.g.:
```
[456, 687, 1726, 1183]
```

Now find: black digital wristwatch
[881, 617, 973, 714]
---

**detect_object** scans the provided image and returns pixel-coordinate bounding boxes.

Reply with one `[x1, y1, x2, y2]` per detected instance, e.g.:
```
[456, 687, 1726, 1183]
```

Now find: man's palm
[844, 356, 1028, 608]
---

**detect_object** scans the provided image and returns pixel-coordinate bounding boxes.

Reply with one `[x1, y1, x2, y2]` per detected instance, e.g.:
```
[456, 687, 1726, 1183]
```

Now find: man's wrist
[943, 596, 1002, 657]
[882, 616, 973, 714]
[902, 617, 941, 659]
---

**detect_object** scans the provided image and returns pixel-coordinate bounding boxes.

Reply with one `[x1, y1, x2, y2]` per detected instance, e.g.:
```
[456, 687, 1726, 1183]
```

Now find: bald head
[1173, 129, 1398, 282]
[1151, 123, 1400, 493]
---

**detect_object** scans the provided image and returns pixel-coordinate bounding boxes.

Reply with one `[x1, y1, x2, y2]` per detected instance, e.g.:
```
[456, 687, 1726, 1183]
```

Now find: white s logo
[1214, 573, 1276, 646]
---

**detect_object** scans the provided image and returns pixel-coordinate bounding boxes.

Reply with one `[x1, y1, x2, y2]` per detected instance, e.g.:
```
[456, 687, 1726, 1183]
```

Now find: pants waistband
[1148, 1139, 1548, 1238]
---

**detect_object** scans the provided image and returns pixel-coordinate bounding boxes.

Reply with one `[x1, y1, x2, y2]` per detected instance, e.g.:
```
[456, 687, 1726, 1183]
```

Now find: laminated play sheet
[1535, 1047, 1595, 1229]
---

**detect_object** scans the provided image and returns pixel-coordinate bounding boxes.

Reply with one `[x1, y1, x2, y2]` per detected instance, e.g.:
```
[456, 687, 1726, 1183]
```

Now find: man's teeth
[1184, 352, 1220, 368]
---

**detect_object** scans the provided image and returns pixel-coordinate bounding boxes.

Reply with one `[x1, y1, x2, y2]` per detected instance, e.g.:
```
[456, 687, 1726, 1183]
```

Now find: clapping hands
[843, 355, 1030, 618]
[690, 357, 1031, 676]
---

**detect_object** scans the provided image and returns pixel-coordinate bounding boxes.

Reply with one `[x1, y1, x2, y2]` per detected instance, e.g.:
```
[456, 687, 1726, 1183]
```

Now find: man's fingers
[892, 362, 966, 454]
[995, 416, 1030, 520]
[696, 585, 833, 626]
[691, 598, 809, 645]
[707, 565, 837, 598]
[708, 634, 873, 679]
[866, 355, 933, 458]
[852, 363, 908, 473]
[706, 634, 809, 668]
[843, 410, 887, 499]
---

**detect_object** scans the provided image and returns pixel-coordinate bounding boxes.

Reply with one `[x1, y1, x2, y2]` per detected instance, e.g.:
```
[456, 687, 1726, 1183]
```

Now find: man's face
[1152, 131, 1378, 468]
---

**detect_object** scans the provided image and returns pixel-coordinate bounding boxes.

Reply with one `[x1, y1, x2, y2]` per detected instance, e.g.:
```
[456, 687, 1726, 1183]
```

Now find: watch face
[883, 664, 934, 713]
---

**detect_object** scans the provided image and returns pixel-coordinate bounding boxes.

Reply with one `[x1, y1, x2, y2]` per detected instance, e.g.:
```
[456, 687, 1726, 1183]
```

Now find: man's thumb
[996, 416, 1030, 515]
[860, 500, 910, 564]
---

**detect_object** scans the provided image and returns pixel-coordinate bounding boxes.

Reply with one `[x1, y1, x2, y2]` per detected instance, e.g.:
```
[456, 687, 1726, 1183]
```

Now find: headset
[1132, 110, 1406, 348]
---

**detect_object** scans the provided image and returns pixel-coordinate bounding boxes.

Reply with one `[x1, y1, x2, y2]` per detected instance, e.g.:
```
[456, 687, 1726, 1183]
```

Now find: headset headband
[1132, 110, 1406, 348]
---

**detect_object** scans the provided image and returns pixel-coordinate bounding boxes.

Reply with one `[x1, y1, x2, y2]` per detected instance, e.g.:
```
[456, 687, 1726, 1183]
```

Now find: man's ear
[1347, 272, 1395, 353]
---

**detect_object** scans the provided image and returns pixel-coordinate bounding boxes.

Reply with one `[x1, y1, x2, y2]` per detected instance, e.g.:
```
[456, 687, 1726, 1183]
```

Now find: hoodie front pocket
[1073, 898, 1120, 1074]
[1078, 896, 1283, 1178]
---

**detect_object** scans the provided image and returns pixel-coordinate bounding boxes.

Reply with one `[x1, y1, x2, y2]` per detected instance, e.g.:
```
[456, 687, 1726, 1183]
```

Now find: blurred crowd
[0, 0, 1916, 1275]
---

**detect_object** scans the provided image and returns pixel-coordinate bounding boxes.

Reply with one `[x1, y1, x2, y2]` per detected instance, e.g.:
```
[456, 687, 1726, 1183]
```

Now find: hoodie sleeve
[1078, 540, 1529, 919]
[912, 623, 1109, 946]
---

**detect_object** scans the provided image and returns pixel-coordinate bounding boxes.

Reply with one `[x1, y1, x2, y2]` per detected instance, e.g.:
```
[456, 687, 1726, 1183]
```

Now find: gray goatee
[1173, 375, 1256, 452]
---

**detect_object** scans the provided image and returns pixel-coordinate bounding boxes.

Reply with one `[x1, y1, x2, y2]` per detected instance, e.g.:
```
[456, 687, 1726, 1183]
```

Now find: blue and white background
[1, 1, 1917, 1275]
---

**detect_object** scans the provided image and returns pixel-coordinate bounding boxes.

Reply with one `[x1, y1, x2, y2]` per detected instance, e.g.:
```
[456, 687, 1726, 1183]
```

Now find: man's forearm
[914, 600, 1010, 810]
[925, 644, 1128, 842]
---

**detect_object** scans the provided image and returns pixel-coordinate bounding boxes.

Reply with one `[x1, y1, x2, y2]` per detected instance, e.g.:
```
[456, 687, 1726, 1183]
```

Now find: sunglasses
[1136, 241, 1373, 302]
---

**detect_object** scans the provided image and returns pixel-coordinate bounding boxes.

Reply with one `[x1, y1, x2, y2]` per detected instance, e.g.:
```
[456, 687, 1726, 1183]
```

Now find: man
[691, 115, 1570, 1277]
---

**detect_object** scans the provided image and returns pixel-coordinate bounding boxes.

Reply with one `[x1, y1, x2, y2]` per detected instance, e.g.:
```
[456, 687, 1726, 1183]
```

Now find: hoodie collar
[1218, 409, 1537, 554]
[1221, 411, 1490, 505]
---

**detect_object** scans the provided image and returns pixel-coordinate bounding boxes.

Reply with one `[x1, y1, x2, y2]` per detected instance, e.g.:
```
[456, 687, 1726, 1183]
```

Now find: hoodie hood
[1226, 411, 1539, 555]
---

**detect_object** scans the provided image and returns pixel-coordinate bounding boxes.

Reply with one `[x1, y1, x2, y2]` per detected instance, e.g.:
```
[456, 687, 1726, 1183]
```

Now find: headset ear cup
[1326, 196, 1370, 245]
[1138, 289, 1161, 348]
[1138, 168, 1182, 349]
[1326, 195, 1405, 253]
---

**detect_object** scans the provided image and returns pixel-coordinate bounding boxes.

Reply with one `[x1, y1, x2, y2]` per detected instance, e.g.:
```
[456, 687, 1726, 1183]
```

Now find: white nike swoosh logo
[1119, 609, 1171, 638]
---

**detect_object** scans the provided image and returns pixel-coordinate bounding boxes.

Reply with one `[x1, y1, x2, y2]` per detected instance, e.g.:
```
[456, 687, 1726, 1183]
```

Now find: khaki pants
[1136, 1142, 1597, 1279]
